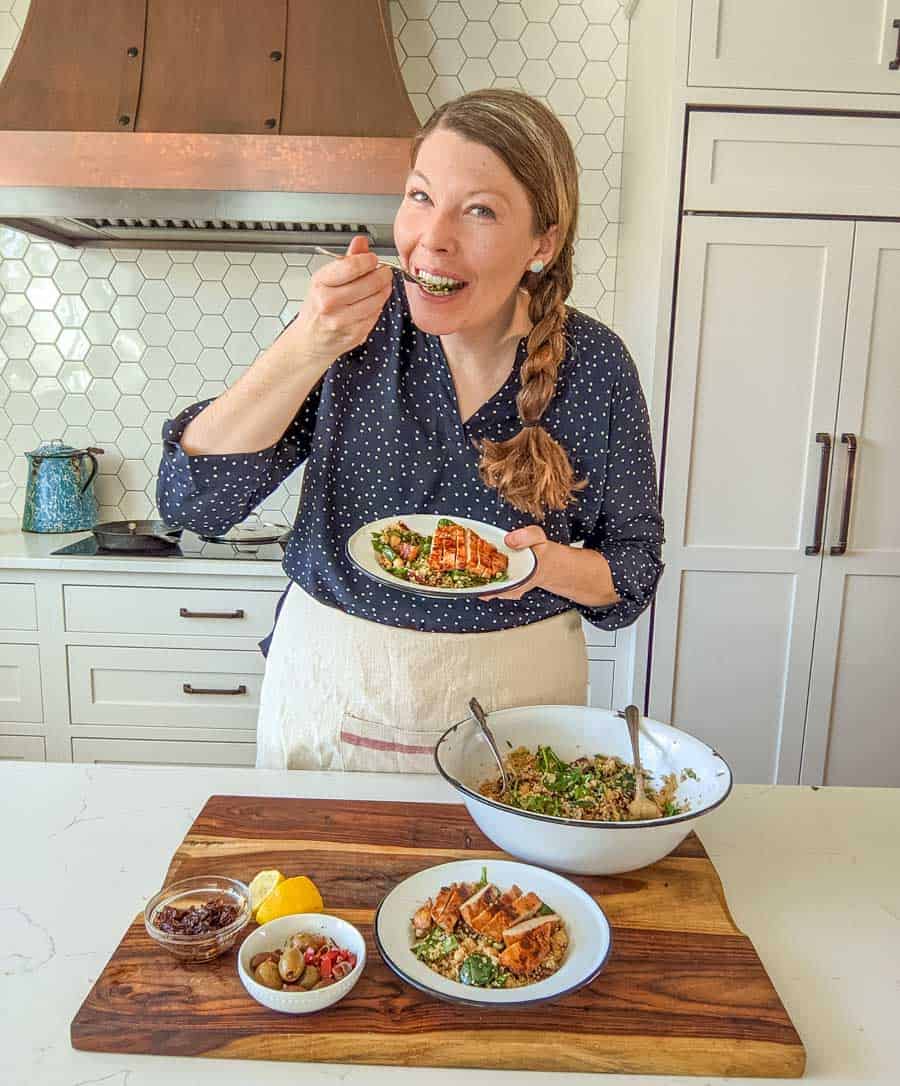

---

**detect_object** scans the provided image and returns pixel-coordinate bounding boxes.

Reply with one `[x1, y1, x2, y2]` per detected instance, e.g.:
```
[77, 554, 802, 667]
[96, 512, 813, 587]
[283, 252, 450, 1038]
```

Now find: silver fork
[313, 245, 422, 286]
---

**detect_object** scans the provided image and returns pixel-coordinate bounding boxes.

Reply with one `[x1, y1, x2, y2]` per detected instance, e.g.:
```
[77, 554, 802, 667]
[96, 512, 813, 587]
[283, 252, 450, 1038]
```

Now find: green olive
[299, 964, 320, 989]
[278, 947, 304, 982]
[254, 959, 283, 990]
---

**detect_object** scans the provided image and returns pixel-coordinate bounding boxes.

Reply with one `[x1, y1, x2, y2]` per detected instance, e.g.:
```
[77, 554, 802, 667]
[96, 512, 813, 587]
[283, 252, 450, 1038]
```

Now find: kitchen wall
[0, 0, 630, 525]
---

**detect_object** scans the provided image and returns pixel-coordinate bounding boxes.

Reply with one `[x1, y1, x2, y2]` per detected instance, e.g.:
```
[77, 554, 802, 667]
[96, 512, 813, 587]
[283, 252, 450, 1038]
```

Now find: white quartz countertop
[3, 763, 898, 1085]
[0, 517, 285, 576]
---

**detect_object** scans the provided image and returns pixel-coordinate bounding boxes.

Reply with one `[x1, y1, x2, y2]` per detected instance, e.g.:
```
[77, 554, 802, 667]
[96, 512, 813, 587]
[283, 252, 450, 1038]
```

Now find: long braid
[477, 245, 587, 520]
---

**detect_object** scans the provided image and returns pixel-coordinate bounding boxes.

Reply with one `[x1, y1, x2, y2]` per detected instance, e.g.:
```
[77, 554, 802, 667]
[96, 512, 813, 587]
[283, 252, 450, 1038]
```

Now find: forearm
[180, 328, 330, 456]
[539, 543, 620, 609]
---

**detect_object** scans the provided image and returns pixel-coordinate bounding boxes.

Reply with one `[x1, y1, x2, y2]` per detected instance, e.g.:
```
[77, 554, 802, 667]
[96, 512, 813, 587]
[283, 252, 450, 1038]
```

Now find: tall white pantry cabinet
[620, 0, 900, 786]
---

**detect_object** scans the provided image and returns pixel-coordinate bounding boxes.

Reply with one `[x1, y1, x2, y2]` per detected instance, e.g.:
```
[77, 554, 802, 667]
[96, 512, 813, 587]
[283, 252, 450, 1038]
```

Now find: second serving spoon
[623, 704, 661, 821]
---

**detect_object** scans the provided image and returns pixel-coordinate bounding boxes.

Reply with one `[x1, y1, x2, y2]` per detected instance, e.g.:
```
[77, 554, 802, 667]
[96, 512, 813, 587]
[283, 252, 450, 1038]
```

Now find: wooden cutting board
[70, 796, 806, 1076]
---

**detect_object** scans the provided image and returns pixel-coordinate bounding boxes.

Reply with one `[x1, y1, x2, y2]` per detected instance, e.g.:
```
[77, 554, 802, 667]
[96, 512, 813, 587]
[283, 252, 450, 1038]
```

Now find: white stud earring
[529, 260, 545, 274]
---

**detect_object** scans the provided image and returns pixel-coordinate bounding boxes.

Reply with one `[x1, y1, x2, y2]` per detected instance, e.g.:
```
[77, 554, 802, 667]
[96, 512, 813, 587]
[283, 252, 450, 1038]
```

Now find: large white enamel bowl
[434, 704, 733, 876]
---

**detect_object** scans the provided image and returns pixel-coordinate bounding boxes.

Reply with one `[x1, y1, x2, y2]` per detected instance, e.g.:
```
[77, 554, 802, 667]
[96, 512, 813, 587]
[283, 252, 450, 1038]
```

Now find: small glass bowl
[144, 875, 251, 962]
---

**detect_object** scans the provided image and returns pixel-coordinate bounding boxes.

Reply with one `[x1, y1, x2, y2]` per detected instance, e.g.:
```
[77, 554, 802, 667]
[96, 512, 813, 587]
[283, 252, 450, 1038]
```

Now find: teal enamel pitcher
[22, 440, 104, 533]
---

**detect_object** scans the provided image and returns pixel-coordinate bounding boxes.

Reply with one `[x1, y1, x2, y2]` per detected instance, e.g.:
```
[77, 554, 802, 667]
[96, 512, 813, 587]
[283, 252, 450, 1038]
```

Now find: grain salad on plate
[371, 518, 509, 589]
[410, 869, 567, 989]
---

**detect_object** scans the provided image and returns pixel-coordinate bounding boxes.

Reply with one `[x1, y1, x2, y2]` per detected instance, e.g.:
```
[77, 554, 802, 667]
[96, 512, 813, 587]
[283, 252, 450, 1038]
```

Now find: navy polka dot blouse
[157, 271, 664, 648]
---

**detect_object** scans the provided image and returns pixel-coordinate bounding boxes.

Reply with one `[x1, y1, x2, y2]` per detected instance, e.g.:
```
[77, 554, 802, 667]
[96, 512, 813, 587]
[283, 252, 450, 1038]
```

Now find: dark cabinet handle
[890, 20, 900, 70]
[183, 683, 248, 696]
[805, 432, 832, 556]
[830, 433, 858, 556]
[179, 607, 245, 619]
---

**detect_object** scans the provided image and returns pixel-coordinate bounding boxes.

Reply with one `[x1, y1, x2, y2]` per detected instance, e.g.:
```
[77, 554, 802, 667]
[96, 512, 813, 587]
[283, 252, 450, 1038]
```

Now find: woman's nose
[418, 210, 457, 253]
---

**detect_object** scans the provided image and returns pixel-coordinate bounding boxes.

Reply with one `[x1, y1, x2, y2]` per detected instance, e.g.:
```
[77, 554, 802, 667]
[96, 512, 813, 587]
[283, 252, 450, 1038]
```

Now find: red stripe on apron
[339, 730, 435, 756]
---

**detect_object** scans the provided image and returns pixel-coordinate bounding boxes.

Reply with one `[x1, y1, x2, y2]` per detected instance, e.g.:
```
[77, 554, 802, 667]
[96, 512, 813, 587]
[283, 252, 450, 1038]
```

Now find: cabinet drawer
[63, 585, 281, 638]
[0, 644, 43, 722]
[587, 659, 615, 710]
[689, 0, 900, 96]
[0, 583, 38, 630]
[0, 734, 46, 761]
[685, 112, 900, 218]
[68, 646, 263, 729]
[71, 737, 255, 767]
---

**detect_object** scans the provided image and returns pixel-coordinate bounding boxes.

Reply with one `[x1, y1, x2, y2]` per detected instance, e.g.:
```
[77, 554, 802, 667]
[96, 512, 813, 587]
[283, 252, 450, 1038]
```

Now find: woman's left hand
[480, 525, 557, 601]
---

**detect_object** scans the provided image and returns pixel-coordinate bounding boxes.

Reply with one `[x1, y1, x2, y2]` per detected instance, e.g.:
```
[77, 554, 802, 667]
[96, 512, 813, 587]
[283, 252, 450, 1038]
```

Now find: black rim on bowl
[433, 710, 734, 831]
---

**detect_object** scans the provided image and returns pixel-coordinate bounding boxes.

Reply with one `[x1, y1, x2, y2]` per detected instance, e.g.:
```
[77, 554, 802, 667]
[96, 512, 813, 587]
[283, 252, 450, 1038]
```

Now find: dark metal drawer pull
[830, 433, 858, 556]
[183, 683, 247, 696]
[890, 20, 900, 70]
[179, 607, 245, 619]
[805, 432, 832, 556]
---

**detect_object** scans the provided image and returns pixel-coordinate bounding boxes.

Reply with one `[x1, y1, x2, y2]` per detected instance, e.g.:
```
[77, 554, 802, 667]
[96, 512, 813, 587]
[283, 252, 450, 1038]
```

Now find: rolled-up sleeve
[156, 383, 322, 536]
[577, 349, 665, 631]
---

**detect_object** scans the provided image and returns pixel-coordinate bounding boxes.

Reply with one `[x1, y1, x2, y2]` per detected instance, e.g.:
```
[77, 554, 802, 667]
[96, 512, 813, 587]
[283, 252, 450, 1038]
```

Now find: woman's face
[393, 127, 557, 335]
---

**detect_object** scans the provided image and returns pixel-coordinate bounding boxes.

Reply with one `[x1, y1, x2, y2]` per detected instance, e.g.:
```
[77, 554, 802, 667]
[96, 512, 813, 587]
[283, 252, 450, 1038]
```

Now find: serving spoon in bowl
[469, 697, 510, 797]
[623, 704, 661, 821]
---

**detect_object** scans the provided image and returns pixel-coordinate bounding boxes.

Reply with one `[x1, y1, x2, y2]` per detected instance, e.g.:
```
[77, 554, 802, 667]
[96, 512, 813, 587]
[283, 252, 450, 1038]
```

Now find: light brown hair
[411, 88, 586, 521]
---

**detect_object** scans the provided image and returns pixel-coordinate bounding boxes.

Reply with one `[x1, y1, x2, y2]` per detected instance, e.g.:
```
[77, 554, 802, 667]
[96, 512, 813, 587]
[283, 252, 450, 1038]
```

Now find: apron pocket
[339, 714, 448, 774]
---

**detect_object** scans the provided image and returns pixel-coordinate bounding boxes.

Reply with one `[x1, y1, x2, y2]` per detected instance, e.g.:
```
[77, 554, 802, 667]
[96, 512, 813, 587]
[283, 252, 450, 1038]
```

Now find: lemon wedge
[248, 869, 284, 920]
[255, 875, 324, 925]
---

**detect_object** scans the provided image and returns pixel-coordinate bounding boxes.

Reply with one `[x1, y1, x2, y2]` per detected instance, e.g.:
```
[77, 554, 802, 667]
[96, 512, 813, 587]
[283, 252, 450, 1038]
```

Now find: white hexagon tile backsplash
[0, 0, 630, 523]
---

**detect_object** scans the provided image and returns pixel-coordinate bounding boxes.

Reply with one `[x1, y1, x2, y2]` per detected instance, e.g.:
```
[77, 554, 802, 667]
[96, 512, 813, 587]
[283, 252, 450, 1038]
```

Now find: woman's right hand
[288, 235, 394, 371]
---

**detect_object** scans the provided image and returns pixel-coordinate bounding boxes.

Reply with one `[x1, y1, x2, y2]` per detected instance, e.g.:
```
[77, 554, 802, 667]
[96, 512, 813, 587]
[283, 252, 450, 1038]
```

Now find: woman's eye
[469, 205, 496, 220]
[407, 189, 430, 203]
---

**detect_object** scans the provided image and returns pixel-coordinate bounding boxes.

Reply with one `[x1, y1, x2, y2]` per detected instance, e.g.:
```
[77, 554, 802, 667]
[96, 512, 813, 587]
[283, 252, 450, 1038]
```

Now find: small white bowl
[238, 913, 366, 1014]
[435, 704, 733, 876]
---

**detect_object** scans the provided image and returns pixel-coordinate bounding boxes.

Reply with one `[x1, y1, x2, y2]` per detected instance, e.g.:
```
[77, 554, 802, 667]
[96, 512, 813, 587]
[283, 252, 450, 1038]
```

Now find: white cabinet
[689, 0, 900, 94]
[620, 7, 900, 787]
[648, 120, 900, 785]
[0, 643, 43, 723]
[68, 645, 264, 729]
[63, 585, 278, 639]
[0, 561, 285, 765]
[0, 583, 38, 629]
[649, 214, 852, 782]
[801, 222, 900, 787]
[0, 734, 45, 761]
[684, 112, 900, 220]
[71, 737, 255, 767]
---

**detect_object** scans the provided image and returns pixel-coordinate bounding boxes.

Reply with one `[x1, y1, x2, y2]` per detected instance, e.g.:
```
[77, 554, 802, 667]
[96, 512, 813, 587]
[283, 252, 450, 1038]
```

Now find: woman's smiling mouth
[413, 266, 468, 295]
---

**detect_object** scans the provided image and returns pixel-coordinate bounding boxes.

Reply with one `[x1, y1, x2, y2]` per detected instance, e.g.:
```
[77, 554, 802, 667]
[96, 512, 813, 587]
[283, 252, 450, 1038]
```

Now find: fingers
[505, 526, 548, 549]
[346, 234, 371, 257]
[336, 288, 394, 337]
[316, 249, 379, 288]
[317, 264, 393, 312]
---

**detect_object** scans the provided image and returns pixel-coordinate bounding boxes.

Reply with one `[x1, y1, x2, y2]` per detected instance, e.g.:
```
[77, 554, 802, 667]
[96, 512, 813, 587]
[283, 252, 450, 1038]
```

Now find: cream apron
[255, 583, 588, 772]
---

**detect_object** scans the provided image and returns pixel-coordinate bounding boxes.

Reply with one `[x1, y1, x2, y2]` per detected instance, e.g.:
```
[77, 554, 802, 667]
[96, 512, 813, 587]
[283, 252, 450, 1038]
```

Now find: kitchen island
[2, 762, 897, 1084]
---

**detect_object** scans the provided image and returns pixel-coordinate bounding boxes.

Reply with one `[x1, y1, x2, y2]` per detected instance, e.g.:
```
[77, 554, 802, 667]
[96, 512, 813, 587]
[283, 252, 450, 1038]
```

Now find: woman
[157, 89, 664, 772]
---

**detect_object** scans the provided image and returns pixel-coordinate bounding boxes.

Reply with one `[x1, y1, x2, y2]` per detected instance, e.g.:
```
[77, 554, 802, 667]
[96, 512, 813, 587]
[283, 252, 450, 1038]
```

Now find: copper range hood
[0, 0, 421, 253]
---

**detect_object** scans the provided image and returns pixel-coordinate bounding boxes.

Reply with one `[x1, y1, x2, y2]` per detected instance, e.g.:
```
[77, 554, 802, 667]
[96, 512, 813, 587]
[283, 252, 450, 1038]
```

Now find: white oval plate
[374, 859, 612, 1007]
[346, 514, 536, 599]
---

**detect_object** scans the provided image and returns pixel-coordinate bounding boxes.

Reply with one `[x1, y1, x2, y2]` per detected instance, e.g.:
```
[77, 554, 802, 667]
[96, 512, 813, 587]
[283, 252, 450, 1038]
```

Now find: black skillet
[91, 519, 183, 552]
